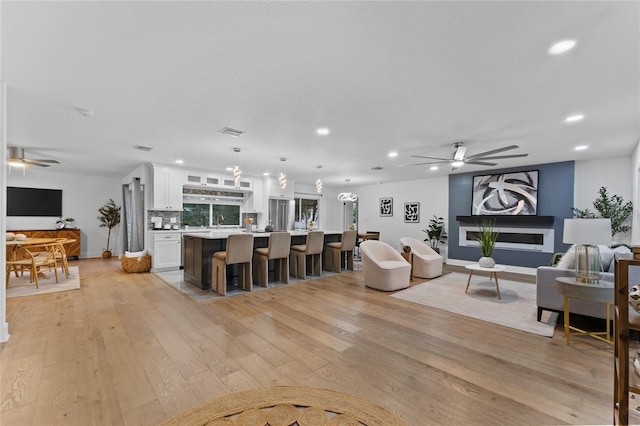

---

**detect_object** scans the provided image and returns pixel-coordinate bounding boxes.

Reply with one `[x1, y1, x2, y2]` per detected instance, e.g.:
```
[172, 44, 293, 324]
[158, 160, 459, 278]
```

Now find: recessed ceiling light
[226, 167, 233, 171]
[430, 166, 439, 171]
[78, 109, 94, 118]
[548, 39, 577, 55]
[371, 166, 383, 170]
[574, 145, 588, 151]
[263, 172, 270, 176]
[345, 178, 351, 182]
[388, 151, 398, 157]
[175, 159, 184, 164]
[316, 165, 323, 169]
[565, 114, 584, 123]
[316, 128, 330, 136]
[451, 161, 464, 168]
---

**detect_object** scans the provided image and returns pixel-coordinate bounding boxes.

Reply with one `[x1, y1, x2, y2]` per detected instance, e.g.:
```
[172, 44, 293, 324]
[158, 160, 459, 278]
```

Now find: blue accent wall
[448, 161, 575, 268]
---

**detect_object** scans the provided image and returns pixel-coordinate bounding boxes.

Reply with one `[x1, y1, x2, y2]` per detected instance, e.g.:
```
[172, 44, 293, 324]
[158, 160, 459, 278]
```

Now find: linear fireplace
[459, 226, 555, 253]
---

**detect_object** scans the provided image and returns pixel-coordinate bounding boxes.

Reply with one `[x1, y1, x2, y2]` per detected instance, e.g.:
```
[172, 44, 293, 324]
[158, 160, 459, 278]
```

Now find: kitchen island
[182, 230, 343, 290]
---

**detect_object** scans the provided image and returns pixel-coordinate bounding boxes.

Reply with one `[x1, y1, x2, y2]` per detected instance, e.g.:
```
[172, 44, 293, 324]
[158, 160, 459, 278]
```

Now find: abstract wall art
[404, 202, 420, 223]
[380, 197, 393, 217]
[472, 170, 538, 216]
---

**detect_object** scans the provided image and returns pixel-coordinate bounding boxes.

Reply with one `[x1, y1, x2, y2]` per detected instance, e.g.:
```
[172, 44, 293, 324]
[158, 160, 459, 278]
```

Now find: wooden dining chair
[51, 238, 73, 278]
[6, 244, 59, 288]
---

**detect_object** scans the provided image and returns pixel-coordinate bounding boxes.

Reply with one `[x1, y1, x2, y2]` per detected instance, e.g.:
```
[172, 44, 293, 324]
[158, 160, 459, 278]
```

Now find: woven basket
[122, 255, 151, 273]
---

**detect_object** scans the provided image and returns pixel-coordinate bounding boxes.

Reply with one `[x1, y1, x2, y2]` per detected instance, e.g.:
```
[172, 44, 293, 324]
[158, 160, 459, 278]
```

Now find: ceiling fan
[401, 142, 528, 170]
[8, 147, 60, 167]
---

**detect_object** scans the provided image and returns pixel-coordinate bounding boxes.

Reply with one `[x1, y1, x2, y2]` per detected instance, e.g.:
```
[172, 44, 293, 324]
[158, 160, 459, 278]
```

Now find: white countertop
[182, 230, 343, 239]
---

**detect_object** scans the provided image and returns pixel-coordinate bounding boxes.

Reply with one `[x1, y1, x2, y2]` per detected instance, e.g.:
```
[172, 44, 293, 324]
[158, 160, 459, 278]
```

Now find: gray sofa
[536, 245, 640, 321]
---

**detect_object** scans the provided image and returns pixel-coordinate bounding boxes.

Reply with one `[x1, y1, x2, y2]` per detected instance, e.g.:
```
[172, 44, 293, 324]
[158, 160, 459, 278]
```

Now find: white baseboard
[446, 258, 537, 276]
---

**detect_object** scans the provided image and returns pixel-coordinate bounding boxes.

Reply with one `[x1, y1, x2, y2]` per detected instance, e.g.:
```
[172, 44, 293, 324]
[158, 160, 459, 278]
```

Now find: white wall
[7, 169, 122, 258]
[574, 155, 633, 243]
[574, 156, 632, 210]
[350, 176, 449, 254]
[632, 141, 640, 245]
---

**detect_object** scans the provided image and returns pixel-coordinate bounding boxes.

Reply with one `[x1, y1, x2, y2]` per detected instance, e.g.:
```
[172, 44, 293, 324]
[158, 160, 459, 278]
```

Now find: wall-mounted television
[7, 187, 63, 217]
[471, 170, 538, 216]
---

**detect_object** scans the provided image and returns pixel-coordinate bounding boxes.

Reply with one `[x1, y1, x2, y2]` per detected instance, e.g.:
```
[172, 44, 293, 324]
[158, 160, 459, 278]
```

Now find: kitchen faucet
[216, 214, 224, 228]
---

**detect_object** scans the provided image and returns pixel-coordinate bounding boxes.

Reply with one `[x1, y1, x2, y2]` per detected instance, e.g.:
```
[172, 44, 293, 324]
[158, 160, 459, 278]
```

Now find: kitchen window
[183, 203, 240, 227]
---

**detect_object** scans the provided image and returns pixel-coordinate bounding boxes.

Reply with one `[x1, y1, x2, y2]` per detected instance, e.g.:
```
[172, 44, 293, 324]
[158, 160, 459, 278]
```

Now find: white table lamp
[563, 218, 612, 284]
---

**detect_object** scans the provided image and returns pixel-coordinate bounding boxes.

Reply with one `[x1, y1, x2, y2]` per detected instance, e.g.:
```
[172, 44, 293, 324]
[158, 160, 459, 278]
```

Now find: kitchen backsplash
[148, 210, 181, 229]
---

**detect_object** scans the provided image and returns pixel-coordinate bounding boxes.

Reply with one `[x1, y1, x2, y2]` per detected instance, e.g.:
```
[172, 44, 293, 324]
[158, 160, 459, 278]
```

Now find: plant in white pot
[97, 199, 121, 259]
[476, 220, 499, 268]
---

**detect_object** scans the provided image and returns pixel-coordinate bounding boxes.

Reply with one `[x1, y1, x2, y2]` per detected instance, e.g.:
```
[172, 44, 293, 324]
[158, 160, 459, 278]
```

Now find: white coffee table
[464, 263, 506, 299]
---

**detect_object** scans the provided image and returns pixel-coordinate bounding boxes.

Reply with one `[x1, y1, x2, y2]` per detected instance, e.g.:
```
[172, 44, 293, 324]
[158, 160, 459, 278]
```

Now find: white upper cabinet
[250, 179, 264, 212]
[152, 165, 183, 210]
[184, 172, 221, 188]
[220, 176, 252, 191]
[264, 176, 294, 199]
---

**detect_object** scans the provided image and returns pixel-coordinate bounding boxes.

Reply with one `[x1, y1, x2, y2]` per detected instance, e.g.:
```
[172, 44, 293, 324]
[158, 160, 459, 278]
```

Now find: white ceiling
[2, 1, 639, 187]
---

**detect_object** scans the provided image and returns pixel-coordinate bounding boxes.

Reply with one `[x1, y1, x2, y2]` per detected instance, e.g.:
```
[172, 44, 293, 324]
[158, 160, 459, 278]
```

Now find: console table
[8, 229, 81, 258]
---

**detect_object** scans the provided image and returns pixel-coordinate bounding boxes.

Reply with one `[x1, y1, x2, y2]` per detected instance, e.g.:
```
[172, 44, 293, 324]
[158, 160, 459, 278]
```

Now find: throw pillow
[555, 245, 576, 270]
[609, 245, 632, 273]
[599, 246, 614, 272]
[555, 245, 615, 272]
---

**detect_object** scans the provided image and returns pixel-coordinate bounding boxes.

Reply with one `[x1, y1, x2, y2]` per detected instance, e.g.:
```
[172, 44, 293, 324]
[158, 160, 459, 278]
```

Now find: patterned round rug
[161, 386, 408, 426]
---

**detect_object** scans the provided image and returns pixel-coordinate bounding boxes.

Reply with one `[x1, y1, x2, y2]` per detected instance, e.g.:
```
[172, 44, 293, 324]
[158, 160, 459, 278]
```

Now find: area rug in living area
[391, 272, 558, 337]
[6, 266, 80, 298]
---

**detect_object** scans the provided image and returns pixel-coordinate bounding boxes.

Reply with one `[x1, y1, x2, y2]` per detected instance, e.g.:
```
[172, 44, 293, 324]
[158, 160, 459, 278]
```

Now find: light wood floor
[1, 259, 613, 425]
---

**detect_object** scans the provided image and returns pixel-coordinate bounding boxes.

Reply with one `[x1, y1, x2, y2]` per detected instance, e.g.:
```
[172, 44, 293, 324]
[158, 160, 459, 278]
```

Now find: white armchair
[360, 240, 411, 291]
[399, 237, 443, 279]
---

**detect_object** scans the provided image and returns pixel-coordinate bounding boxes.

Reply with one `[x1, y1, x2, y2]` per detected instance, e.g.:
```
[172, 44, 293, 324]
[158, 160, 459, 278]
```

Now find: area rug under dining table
[6, 266, 81, 298]
[391, 272, 558, 337]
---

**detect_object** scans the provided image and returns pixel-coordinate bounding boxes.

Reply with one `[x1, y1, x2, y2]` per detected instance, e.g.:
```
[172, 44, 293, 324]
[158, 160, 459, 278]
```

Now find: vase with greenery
[475, 219, 499, 268]
[64, 217, 76, 228]
[422, 215, 447, 253]
[572, 186, 633, 239]
[97, 198, 121, 258]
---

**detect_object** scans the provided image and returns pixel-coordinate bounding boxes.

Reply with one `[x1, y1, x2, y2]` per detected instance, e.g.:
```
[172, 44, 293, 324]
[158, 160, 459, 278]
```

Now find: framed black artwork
[404, 202, 420, 223]
[380, 197, 393, 217]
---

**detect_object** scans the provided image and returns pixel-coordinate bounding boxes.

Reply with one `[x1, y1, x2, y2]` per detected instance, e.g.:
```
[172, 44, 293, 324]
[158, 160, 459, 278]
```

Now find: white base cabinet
[151, 232, 181, 271]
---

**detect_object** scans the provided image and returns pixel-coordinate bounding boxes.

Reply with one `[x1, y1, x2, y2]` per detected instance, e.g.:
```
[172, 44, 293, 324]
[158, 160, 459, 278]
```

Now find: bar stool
[325, 230, 357, 273]
[290, 231, 324, 279]
[253, 232, 291, 287]
[212, 233, 254, 296]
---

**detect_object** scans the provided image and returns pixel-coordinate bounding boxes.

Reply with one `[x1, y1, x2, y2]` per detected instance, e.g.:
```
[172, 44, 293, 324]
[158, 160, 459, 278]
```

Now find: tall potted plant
[476, 219, 499, 268]
[422, 216, 447, 254]
[98, 198, 121, 259]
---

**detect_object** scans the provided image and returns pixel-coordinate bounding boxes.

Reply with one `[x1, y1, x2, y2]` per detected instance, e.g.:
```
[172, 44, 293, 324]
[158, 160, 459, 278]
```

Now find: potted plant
[476, 219, 499, 268]
[64, 217, 76, 228]
[97, 198, 121, 259]
[422, 216, 447, 254]
[572, 186, 633, 239]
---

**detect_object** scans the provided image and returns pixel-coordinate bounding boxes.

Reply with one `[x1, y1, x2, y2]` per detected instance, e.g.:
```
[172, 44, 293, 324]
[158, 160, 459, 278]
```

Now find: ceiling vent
[218, 127, 246, 137]
[134, 145, 152, 151]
